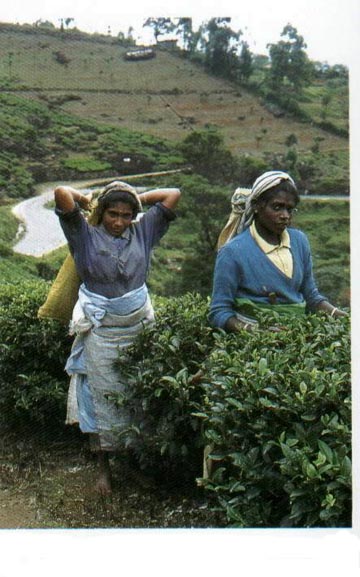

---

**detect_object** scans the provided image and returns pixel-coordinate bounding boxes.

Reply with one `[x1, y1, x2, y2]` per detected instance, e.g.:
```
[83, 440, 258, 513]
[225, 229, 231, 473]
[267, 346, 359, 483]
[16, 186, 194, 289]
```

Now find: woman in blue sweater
[209, 170, 347, 332]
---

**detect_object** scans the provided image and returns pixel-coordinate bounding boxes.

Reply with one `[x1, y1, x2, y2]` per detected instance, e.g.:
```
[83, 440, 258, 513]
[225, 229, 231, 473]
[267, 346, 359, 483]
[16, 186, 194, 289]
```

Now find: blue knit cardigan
[209, 227, 326, 329]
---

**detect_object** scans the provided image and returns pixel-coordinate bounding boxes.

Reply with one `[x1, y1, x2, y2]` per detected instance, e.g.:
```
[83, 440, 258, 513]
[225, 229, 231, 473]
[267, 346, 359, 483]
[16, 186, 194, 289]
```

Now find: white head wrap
[216, 171, 296, 250]
[87, 180, 143, 225]
[98, 180, 143, 212]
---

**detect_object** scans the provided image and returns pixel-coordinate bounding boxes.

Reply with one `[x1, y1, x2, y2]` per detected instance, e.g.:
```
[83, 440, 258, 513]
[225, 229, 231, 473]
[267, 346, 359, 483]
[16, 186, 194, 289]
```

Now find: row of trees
[144, 17, 254, 83]
[34, 18, 74, 30]
[141, 17, 348, 131]
[23, 17, 348, 96]
[142, 18, 346, 92]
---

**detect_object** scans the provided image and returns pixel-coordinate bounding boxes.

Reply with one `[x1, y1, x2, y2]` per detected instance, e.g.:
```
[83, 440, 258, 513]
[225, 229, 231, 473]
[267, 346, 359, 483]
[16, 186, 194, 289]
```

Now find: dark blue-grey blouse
[56, 202, 176, 298]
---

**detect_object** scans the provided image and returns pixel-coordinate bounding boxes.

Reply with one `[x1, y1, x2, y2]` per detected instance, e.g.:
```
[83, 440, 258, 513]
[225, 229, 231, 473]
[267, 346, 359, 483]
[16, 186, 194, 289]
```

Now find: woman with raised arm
[54, 180, 181, 494]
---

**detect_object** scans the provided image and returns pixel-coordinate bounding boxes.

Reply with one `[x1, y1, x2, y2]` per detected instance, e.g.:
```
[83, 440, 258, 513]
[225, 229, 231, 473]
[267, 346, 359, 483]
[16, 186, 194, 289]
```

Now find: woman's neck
[253, 221, 281, 245]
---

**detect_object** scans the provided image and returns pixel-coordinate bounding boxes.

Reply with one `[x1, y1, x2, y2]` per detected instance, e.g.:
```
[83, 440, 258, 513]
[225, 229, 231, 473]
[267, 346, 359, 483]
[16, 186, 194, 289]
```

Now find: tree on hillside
[178, 128, 240, 184]
[202, 18, 242, 79]
[267, 24, 314, 92]
[185, 24, 206, 58]
[178, 181, 230, 295]
[34, 20, 55, 29]
[237, 41, 253, 82]
[314, 62, 348, 82]
[143, 17, 174, 43]
[116, 29, 135, 47]
[320, 93, 333, 121]
[64, 18, 74, 29]
[175, 17, 194, 52]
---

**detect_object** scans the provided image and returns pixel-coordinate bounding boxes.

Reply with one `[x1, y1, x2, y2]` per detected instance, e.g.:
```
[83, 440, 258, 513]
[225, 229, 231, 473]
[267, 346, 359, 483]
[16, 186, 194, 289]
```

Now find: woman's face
[254, 190, 298, 243]
[101, 201, 134, 237]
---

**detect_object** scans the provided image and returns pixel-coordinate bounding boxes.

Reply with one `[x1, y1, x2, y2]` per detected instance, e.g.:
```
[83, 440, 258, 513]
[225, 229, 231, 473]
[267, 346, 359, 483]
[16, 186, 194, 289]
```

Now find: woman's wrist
[75, 191, 91, 210]
[331, 307, 348, 318]
[225, 316, 256, 333]
[141, 192, 149, 204]
[141, 190, 161, 204]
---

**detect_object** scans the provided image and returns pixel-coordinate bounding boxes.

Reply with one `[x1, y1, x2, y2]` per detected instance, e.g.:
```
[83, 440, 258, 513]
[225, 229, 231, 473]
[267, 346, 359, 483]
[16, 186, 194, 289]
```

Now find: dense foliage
[0, 281, 71, 428]
[200, 313, 351, 527]
[0, 283, 351, 526]
[113, 294, 214, 479]
[115, 294, 351, 527]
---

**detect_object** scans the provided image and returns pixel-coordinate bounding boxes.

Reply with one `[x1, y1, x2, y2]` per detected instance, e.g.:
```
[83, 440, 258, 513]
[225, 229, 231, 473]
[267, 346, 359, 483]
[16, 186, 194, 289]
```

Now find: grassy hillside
[0, 26, 348, 162]
[0, 91, 184, 199]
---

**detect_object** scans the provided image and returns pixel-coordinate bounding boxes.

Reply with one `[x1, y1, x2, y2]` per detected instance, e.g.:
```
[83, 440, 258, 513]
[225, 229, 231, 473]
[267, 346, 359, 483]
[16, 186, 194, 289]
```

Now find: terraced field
[0, 28, 348, 158]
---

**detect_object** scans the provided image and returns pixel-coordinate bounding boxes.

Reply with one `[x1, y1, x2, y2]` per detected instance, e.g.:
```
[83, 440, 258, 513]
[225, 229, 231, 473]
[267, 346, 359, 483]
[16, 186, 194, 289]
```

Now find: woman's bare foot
[96, 473, 112, 495]
[96, 451, 112, 495]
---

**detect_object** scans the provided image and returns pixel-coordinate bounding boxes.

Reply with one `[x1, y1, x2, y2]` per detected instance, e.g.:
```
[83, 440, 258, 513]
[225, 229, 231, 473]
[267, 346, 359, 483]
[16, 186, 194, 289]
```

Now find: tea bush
[0, 283, 351, 527]
[0, 281, 71, 428]
[115, 293, 214, 478]
[196, 312, 351, 527]
[61, 156, 112, 173]
[116, 295, 351, 527]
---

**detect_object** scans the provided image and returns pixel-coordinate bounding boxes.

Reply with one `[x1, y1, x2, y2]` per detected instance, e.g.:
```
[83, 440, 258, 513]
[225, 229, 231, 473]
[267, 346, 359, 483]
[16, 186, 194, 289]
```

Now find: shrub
[0, 281, 71, 429]
[53, 51, 71, 66]
[176, 179, 231, 295]
[238, 155, 268, 186]
[61, 156, 112, 173]
[115, 295, 351, 527]
[0, 284, 350, 527]
[114, 294, 214, 478]
[316, 121, 348, 138]
[178, 128, 240, 184]
[315, 264, 350, 307]
[285, 133, 298, 147]
[0, 153, 35, 199]
[199, 312, 351, 527]
[313, 176, 350, 196]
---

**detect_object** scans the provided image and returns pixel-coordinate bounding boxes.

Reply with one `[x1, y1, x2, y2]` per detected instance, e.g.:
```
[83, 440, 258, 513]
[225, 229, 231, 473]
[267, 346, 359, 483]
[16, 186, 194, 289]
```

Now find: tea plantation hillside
[0, 24, 348, 169]
[0, 23, 351, 531]
[0, 23, 350, 303]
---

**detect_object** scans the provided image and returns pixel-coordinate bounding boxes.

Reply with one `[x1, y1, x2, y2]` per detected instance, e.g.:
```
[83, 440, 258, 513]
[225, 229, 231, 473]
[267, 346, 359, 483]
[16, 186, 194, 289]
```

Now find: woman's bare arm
[139, 188, 181, 211]
[54, 186, 92, 213]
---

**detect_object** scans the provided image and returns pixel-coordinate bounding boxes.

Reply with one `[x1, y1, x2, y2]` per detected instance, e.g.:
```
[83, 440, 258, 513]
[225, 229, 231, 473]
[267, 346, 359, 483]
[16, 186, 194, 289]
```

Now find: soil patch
[0, 428, 225, 529]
